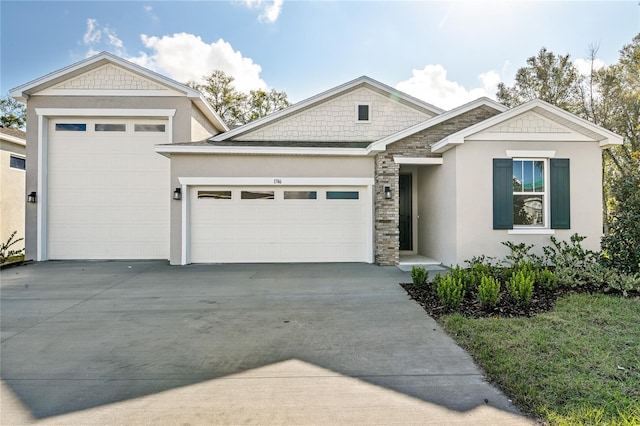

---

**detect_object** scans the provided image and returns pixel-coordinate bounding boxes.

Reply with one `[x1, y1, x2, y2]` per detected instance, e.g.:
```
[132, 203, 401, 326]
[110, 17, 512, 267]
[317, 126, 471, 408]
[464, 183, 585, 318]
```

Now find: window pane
[198, 191, 231, 200]
[534, 161, 545, 192]
[284, 191, 317, 200]
[513, 160, 523, 192]
[241, 191, 274, 200]
[523, 161, 534, 192]
[10, 155, 25, 170]
[514, 195, 544, 225]
[327, 191, 359, 200]
[55, 123, 86, 131]
[95, 123, 126, 132]
[358, 105, 369, 121]
[134, 124, 165, 132]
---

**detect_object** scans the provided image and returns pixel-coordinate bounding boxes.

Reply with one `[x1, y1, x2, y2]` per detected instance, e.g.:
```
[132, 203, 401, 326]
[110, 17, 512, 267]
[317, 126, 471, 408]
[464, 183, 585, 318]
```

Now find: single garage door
[190, 186, 370, 263]
[47, 118, 169, 259]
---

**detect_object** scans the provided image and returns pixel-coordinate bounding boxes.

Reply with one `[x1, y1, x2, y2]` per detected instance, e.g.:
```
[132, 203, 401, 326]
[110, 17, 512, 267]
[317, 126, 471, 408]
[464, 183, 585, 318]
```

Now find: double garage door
[190, 186, 370, 263]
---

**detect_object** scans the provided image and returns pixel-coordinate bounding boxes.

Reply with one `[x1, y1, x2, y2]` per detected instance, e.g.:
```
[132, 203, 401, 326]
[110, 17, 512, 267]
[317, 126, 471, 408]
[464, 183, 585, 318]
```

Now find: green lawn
[442, 294, 640, 425]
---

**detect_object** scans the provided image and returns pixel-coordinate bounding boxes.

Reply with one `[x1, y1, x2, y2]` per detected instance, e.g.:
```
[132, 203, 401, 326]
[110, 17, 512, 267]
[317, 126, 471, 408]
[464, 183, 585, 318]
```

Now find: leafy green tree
[601, 152, 640, 273]
[496, 47, 583, 113]
[187, 70, 289, 126]
[0, 95, 26, 129]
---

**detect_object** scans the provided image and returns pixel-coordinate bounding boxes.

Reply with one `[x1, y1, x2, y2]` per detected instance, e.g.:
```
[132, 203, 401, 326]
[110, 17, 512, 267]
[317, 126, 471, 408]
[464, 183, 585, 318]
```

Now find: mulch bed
[400, 282, 571, 320]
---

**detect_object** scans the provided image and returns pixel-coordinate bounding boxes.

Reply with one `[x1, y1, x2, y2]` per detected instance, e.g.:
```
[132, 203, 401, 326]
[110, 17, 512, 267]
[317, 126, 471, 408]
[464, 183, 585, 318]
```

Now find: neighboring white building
[11, 52, 623, 266]
[0, 127, 26, 253]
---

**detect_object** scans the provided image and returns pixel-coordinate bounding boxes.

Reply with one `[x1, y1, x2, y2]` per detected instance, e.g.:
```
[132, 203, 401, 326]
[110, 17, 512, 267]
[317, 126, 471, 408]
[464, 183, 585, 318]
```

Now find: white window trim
[34, 108, 175, 261]
[512, 158, 550, 231]
[508, 228, 555, 235]
[355, 102, 371, 123]
[9, 154, 26, 171]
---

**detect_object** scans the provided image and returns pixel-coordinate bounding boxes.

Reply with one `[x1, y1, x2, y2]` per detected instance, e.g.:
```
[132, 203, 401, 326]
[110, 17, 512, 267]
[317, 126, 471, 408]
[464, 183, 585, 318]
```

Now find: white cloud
[396, 64, 502, 110]
[81, 19, 125, 57]
[574, 58, 606, 76]
[83, 18, 101, 45]
[78, 19, 267, 93]
[130, 33, 267, 92]
[242, 0, 283, 23]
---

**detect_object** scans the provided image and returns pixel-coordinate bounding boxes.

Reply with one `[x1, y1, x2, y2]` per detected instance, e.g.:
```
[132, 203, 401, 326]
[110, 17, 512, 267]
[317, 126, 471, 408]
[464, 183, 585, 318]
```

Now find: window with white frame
[513, 159, 546, 226]
[356, 103, 370, 122]
[10, 155, 25, 170]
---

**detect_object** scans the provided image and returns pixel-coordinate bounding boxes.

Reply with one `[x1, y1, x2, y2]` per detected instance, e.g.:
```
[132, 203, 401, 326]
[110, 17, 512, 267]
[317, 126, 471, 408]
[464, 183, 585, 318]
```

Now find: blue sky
[2, 1, 638, 110]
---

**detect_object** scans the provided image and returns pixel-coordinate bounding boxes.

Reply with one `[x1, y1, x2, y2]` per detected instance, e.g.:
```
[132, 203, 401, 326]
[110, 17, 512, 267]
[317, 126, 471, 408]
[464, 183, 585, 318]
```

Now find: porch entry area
[397, 162, 444, 267]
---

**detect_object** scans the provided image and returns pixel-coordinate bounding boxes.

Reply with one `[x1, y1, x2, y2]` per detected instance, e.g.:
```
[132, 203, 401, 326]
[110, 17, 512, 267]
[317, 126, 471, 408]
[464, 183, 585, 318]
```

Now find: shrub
[543, 233, 597, 269]
[507, 269, 535, 306]
[436, 274, 465, 309]
[451, 265, 477, 293]
[609, 272, 640, 297]
[477, 274, 500, 309]
[600, 153, 640, 274]
[0, 231, 24, 264]
[410, 266, 428, 287]
[502, 241, 543, 269]
[537, 268, 558, 291]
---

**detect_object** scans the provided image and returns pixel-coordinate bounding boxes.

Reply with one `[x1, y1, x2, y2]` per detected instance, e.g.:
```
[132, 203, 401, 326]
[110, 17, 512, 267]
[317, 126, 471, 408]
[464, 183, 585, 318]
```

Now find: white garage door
[190, 186, 370, 263]
[47, 118, 169, 259]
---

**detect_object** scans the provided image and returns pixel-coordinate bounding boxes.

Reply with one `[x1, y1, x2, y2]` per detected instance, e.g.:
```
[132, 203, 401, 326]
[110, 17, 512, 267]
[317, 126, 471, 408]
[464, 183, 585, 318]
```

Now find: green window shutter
[493, 159, 513, 229]
[550, 158, 570, 229]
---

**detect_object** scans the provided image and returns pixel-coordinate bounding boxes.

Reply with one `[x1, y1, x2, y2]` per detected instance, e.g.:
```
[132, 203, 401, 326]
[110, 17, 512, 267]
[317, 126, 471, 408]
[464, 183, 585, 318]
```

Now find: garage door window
[134, 124, 165, 132]
[284, 191, 317, 200]
[241, 190, 274, 200]
[327, 191, 359, 200]
[198, 190, 232, 200]
[95, 123, 126, 132]
[55, 123, 86, 131]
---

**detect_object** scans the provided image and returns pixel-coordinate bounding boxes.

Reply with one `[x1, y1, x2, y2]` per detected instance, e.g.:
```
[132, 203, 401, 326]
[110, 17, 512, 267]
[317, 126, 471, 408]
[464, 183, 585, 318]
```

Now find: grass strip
[441, 294, 640, 425]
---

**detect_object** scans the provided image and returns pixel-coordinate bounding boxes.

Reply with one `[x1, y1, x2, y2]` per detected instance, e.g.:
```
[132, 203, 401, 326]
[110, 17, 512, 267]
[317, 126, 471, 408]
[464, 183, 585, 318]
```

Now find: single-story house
[0, 127, 27, 252]
[10, 52, 622, 266]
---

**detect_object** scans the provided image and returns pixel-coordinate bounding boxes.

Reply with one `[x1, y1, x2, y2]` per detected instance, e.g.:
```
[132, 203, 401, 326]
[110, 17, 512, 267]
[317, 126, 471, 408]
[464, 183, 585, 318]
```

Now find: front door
[399, 174, 412, 251]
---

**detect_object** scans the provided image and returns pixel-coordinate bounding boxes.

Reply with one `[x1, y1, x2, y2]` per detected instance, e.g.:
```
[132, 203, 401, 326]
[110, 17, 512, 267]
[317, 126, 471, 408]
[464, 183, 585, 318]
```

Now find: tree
[497, 36, 640, 245]
[187, 70, 289, 126]
[0, 95, 26, 129]
[600, 152, 640, 273]
[496, 47, 583, 113]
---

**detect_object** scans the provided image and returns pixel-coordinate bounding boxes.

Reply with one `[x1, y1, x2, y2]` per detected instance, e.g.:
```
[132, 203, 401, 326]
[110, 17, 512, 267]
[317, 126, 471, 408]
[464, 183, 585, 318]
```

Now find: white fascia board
[430, 99, 624, 153]
[178, 177, 374, 186]
[0, 134, 26, 146]
[431, 136, 464, 153]
[467, 132, 594, 142]
[368, 97, 507, 153]
[191, 96, 229, 132]
[154, 145, 369, 156]
[35, 108, 176, 117]
[211, 76, 445, 142]
[393, 156, 443, 165]
[10, 51, 199, 101]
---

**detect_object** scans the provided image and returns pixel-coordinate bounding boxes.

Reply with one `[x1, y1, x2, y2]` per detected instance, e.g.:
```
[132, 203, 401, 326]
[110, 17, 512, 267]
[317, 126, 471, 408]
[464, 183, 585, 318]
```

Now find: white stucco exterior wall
[0, 140, 26, 252]
[453, 140, 604, 265]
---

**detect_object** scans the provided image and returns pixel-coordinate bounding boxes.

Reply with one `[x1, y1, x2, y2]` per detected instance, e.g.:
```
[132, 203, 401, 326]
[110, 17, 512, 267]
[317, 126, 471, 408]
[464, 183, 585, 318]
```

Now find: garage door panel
[48, 118, 169, 259]
[190, 186, 369, 263]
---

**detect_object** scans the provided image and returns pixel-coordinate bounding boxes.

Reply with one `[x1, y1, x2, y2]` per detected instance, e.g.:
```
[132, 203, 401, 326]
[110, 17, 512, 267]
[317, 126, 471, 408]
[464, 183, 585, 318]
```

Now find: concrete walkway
[1, 261, 532, 425]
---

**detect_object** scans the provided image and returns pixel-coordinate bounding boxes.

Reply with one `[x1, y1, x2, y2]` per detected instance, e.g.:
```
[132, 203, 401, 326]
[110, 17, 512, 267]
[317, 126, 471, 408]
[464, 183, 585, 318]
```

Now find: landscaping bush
[600, 153, 640, 274]
[436, 274, 465, 309]
[0, 231, 24, 264]
[451, 264, 476, 293]
[507, 268, 535, 306]
[536, 268, 558, 291]
[543, 233, 597, 269]
[410, 265, 428, 287]
[477, 274, 500, 309]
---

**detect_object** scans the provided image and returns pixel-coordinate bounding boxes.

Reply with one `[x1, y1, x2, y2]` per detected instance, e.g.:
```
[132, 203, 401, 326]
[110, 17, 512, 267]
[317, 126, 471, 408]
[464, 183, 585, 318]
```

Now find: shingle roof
[0, 127, 26, 140]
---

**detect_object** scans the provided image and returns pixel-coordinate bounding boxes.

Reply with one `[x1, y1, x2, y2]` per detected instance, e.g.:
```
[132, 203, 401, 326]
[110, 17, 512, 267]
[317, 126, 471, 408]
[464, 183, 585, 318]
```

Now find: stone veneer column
[374, 152, 400, 265]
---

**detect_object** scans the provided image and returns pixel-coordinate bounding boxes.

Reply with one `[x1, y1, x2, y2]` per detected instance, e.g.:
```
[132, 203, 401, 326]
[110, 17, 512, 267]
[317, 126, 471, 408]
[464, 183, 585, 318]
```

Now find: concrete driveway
[1, 261, 531, 425]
